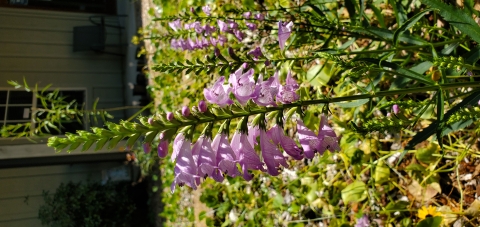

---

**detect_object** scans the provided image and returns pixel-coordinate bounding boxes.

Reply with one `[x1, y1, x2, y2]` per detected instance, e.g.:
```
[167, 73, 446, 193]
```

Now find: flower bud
[143, 143, 151, 154]
[190, 7, 194, 13]
[182, 106, 190, 116]
[243, 11, 252, 18]
[166, 112, 174, 121]
[214, 47, 221, 57]
[198, 100, 207, 112]
[392, 104, 400, 115]
[148, 117, 153, 125]
[254, 13, 264, 21]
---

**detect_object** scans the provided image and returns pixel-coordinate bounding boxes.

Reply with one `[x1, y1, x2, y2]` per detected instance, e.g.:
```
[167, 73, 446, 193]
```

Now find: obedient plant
[46, 1, 480, 226]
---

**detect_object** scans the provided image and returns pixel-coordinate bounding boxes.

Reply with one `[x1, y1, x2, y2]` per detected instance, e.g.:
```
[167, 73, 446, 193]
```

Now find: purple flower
[243, 11, 252, 19]
[143, 143, 151, 154]
[277, 70, 300, 104]
[157, 132, 169, 158]
[171, 133, 184, 161]
[202, 5, 211, 15]
[198, 100, 207, 112]
[192, 136, 224, 182]
[210, 37, 218, 46]
[296, 120, 320, 159]
[392, 104, 400, 115]
[267, 125, 303, 160]
[192, 21, 204, 34]
[218, 35, 227, 46]
[182, 106, 190, 116]
[248, 47, 263, 59]
[248, 125, 260, 146]
[317, 114, 341, 154]
[278, 21, 294, 50]
[168, 19, 182, 31]
[297, 115, 340, 159]
[231, 131, 265, 180]
[254, 13, 264, 21]
[354, 215, 370, 227]
[203, 76, 234, 107]
[260, 130, 288, 176]
[227, 20, 239, 29]
[253, 73, 280, 106]
[217, 20, 229, 32]
[166, 112, 174, 121]
[229, 67, 257, 105]
[171, 137, 199, 192]
[246, 22, 257, 31]
[212, 133, 241, 177]
[233, 29, 245, 41]
[203, 24, 216, 35]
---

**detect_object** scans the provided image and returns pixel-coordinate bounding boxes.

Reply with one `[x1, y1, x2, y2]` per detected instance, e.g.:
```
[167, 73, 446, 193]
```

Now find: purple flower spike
[166, 112, 174, 121]
[277, 70, 300, 104]
[203, 76, 234, 107]
[253, 73, 280, 106]
[230, 67, 257, 105]
[317, 114, 341, 154]
[212, 133, 241, 178]
[246, 22, 257, 31]
[202, 5, 211, 15]
[268, 125, 303, 160]
[243, 11, 252, 19]
[296, 120, 321, 159]
[354, 215, 370, 227]
[278, 21, 294, 50]
[217, 20, 229, 32]
[260, 130, 288, 176]
[231, 132, 265, 181]
[392, 104, 400, 115]
[198, 100, 207, 112]
[248, 47, 263, 59]
[254, 13, 264, 21]
[171, 138, 198, 193]
[192, 136, 224, 182]
[168, 19, 182, 31]
[157, 132, 169, 158]
[143, 143, 151, 154]
[182, 106, 190, 116]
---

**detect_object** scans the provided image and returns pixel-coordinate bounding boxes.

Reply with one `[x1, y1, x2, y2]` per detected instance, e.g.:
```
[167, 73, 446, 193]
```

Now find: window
[0, 90, 86, 136]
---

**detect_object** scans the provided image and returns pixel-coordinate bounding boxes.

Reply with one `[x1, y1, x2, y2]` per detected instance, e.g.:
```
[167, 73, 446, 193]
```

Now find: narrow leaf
[393, 10, 431, 45]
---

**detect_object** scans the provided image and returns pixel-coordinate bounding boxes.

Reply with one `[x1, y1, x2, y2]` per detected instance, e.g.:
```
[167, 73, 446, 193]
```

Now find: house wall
[0, 7, 126, 127]
[0, 162, 125, 227]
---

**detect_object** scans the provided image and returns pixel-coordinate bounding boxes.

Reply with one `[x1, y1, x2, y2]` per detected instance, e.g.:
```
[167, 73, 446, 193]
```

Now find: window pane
[9, 91, 32, 104]
[0, 107, 5, 119]
[0, 91, 7, 105]
[7, 106, 31, 120]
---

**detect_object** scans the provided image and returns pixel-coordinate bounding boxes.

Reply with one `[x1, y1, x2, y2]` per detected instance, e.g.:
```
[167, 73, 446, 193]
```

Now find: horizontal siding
[0, 57, 122, 73]
[0, 72, 123, 87]
[0, 162, 124, 226]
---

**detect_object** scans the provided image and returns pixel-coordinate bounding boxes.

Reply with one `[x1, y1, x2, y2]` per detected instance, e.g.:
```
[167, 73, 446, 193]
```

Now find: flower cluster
[159, 108, 340, 192]
[204, 65, 300, 107]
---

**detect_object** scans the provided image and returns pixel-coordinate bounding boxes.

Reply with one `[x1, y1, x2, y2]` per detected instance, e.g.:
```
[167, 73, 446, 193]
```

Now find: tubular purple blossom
[354, 215, 370, 227]
[296, 120, 320, 159]
[229, 67, 257, 105]
[260, 130, 288, 176]
[202, 5, 211, 15]
[157, 133, 169, 158]
[166, 112, 174, 121]
[278, 21, 294, 50]
[392, 104, 400, 114]
[231, 131, 265, 180]
[277, 70, 300, 104]
[254, 13, 264, 21]
[168, 19, 182, 31]
[248, 47, 263, 59]
[192, 135, 224, 182]
[268, 125, 303, 160]
[212, 133, 241, 178]
[246, 22, 257, 31]
[253, 73, 280, 106]
[243, 11, 252, 19]
[171, 138, 198, 192]
[217, 20, 229, 32]
[203, 76, 234, 107]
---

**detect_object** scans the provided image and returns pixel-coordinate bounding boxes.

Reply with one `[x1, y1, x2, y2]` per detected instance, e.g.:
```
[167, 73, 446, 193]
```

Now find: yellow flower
[418, 205, 442, 220]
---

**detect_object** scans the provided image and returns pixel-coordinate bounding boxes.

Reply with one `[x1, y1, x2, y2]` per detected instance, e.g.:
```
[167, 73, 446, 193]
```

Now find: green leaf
[7, 80, 21, 89]
[126, 133, 141, 148]
[358, 58, 435, 85]
[272, 194, 284, 208]
[95, 138, 108, 151]
[23, 77, 31, 92]
[393, 10, 431, 45]
[344, 0, 357, 24]
[108, 136, 124, 149]
[144, 130, 159, 144]
[335, 99, 369, 108]
[341, 180, 367, 204]
[82, 140, 95, 151]
[405, 89, 480, 150]
[417, 217, 443, 227]
[354, 27, 427, 45]
[422, 0, 480, 44]
[369, 3, 385, 28]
